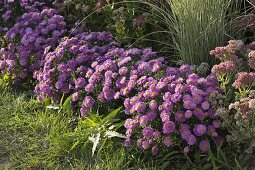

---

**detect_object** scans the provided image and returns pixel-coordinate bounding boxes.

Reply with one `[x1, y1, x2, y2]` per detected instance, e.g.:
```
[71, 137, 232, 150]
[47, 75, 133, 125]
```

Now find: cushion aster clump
[123, 65, 222, 155]
[34, 32, 119, 102]
[0, 8, 67, 83]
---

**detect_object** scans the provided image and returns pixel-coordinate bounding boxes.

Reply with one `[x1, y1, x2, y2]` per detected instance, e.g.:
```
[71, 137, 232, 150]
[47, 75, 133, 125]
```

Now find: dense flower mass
[35, 31, 119, 102]
[0, 8, 66, 82]
[0, 0, 53, 35]
[123, 65, 222, 154]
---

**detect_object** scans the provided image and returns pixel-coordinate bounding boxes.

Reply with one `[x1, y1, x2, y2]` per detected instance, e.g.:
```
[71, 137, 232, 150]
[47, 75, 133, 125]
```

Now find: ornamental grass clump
[123, 65, 222, 155]
[0, 8, 66, 83]
[210, 40, 255, 153]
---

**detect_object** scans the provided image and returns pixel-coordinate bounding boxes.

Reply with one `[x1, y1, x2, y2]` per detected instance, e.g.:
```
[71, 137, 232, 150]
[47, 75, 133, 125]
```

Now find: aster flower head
[142, 126, 154, 139]
[142, 140, 150, 150]
[180, 129, 191, 140]
[175, 110, 186, 122]
[151, 145, 159, 156]
[184, 110, 193, 118]
[139, 115, 149, 126]
[163, 136, 173, 147]
[199, 140, 211, 153]
[149, 100, 158, 110]
[135, 102, 146, 113]
[201, 101, 210, 110]
[187, 134, 196, 145]
[194, 124, 207, 136]
[163, 121, 175, 134]
[83, 96, 95, 108]
[153, 131, 161, 140]
[179, 64, 190, 73]
[71, 92, 79, 102]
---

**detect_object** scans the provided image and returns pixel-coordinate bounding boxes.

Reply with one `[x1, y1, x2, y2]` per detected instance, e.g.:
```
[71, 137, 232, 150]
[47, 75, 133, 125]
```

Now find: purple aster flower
[166, 67, 178, 76]
[187, 134, 196, 145]
[85, 83, 95, 93]
[171, 93, 182, 103]
[183, 146, 190, 154]
[183, 94, 192, 101]
[130, 96, 139, 105]
[180, 129, 191, 140]
[160, 110, 170, 122]
[153, 131, 161, 139]
[142, 140, 150, 150]
[163, 121, 175, 134]
[83, 96, 95, 108]
[183, 100, 196, 110]
[151, 145, 159, 156]
[199, 140, 210, 153]
[146, 110, 157, 121]
[179, 64, 190, 73]
[163, 136, 173, 147]
[80, 107, 88, 117]
[124, 118, 137, 129]
[142, 126, 154, 139]
[162, 101, 174, 111]
[175, 84, 185, 94]
[119, 66, 128, 75]
[156, 81, 166, 90]
[137, 138, 143, 149]
[124, 139, 132, 147]
[180, 124, 190, 131]
[185, 110, 193, 118]
[192, 94, 203, 104]
[163, 92, 172, 101]
[134, 102, 146, 113]
[71, 92, 79, 102]
[201, 101, 210, 110]
[139, 115, 149, 126]
[149, 100, 158, 110]
[124, 98, 131, 109]
[194, 124, 207, 136]
[75, 77, 86, 89]
[114, 92, 121, 99]
[175, 110, 186, 122]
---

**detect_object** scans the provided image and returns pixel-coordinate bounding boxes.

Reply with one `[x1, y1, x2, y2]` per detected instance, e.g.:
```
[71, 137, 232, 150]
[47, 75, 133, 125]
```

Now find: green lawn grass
[0, 88, 164, 169]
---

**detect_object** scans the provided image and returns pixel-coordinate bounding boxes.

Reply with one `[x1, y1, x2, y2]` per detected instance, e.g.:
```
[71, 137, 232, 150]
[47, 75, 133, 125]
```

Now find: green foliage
[60, 107, 125, 156]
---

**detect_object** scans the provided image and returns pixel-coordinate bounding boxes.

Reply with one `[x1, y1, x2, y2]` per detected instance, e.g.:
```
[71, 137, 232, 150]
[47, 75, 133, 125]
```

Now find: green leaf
[104, 130, 126, 138]
[92, 133, 101, 156]
[62, 95, 72, 113]
[60, 93, 65, 106]
[46, 105, 60, 110]
[100, 107, 122, 126]
[69, 140, 80, 151]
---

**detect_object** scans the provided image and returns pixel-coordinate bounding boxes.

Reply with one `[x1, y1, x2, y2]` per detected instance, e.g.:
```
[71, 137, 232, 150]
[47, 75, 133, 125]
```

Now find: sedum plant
[210, 40, 255, 153]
